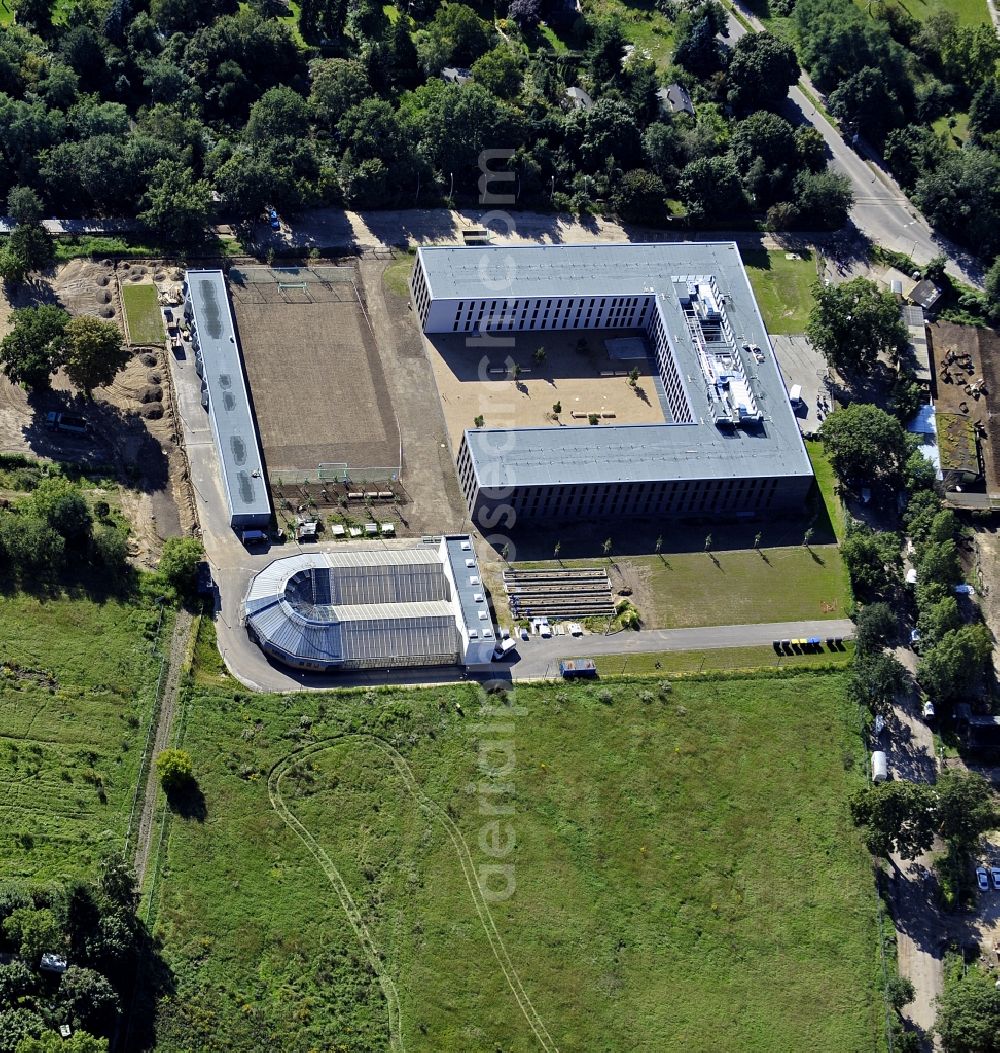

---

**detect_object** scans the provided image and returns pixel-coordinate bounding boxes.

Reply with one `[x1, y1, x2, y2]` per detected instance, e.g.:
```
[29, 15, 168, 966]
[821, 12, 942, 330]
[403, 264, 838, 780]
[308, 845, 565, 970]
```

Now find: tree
[62, 316, 128, 398]
[915, 148, 1000, 261]
[156, 748, 194, 793]
[470, 45, 523, 100]
[918, 624, 993, 705]
[730, 112, 797, 206]
[935, 769, 999, 852]
[58, 967, 120, 1037]
[840, 523, 903, 600]
[820, 405, 909, 491]
[678, 155, 744, 222]
[854, 601, 896, 653]
[612, 169, 666, 223]
[792, 170, 853, 230]
[726, 31, 799, 114]
[17, 1032, 110, 1052]
[936, 968, 1000, 1052]
[807, 277, 908, 375]
[603, 537, 613, 558]
[30, 477, 92, 542]
[138, 160, 212, 246]
[309, 59, 369, 130]
[916, 539, 961, 589]
[12, 0, 54, 35]
[7, 186, 44, 224]
[985, 255, 1000, 324]
[849, 649, 907, 716]
[918, 595, 961, 648]
[886, 974, 916, 1014]
[655, 535, 663, 557]
[2, 908, 62, 967]
[672, 2, 726, 74]
[158, 536, 203, 594]
[828, 66, 903, 145]
[414, 3, 494, 73]
[0, 305, 70, 390]
[849, 780, 936, 859]
[587, 18, 628, 87]
[508, 0, 541, 27]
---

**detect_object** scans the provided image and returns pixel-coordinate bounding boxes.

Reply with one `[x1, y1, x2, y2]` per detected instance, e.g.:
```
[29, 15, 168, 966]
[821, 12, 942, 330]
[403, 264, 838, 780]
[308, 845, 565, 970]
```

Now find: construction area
[227, 264, 401, 492]
[425, 328, 666, 451]
[503, 566, 615, 619]
[931, 321, 998, 502]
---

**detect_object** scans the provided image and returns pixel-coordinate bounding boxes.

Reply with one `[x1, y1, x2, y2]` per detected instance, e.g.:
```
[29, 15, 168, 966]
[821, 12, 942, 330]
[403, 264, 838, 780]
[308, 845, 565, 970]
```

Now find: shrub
[156, 748, 194, 793]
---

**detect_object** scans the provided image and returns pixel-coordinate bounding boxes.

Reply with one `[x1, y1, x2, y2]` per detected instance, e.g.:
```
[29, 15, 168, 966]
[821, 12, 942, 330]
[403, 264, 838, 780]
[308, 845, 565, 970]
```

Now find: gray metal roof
[444, 535, 494, 640]
[186, 269, 270, 524]
[439, 243, 812, 488]
[244, 540, 489, 666]
[416, 241, 753, 302]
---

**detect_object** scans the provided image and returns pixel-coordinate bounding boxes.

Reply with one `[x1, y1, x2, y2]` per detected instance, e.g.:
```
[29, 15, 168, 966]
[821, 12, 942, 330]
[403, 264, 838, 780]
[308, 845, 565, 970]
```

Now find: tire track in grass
[268, 743, 406, 1053]
[268, 735, 559, 1053]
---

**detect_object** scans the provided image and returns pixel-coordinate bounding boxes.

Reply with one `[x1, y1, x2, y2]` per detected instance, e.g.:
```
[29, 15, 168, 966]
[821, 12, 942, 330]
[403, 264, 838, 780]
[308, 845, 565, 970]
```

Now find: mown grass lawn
[121, 282, 165, 346]
[150, 640, 880, 1052]
[638, 546, 848, 627]
[383, 253, 415, 298]
[593, 640, 855, 676]
[741, 246, 818, 335]
[0, 591, 168, 881]
[519, 543, 849, 628]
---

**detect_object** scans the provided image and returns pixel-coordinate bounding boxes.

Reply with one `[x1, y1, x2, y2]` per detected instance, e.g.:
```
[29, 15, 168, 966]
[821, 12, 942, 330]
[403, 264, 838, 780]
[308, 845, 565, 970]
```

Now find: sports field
[230, 272, 400, 477]
[149, 629, 880, 1052]
[121, 282, 165, 346]
[0, 591, 168, 880]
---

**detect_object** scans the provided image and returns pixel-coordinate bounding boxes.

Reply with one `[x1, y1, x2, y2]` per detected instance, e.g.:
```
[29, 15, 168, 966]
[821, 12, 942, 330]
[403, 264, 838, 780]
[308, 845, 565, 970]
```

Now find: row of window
[411, 265, 431, 324]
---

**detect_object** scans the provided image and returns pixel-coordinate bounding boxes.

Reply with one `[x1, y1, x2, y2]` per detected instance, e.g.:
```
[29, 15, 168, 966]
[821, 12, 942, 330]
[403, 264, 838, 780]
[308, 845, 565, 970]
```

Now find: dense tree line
[0, 860, 149, 1050]
[791, 0, 1000, 270]
[0, 0, 852, 241]
[0, 466, 131, 590]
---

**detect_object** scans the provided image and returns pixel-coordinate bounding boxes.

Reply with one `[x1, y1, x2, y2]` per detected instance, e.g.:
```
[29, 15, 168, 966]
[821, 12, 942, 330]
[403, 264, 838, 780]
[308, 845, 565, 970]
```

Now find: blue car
[268, 208, 280, 231]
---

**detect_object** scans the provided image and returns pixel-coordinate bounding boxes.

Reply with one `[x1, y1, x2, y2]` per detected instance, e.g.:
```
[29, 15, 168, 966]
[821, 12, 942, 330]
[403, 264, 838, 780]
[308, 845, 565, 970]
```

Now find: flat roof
[186, 270, 270, 522]
[444, 535, 493, 638]
[433, 243, 811, 487]
[419, 241, 762, 302]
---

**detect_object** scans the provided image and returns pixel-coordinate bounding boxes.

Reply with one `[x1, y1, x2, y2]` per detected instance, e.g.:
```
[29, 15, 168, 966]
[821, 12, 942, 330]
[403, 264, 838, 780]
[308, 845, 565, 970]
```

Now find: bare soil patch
[229, 266, 400, 477]
[425, 327, 665, 450]
[0, 261, 195, 566]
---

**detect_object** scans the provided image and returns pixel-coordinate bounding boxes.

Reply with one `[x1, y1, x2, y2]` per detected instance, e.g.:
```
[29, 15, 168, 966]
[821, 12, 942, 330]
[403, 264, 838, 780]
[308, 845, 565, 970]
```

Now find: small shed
[657, 84, 694, 118]
[902, 304, 931, 386]
[879, 267, 917, 301]
[910, 279, 943, 313]
[565, 86, 594, 112]
[871, 751, 888, 783]
[442, 67, 473, 86]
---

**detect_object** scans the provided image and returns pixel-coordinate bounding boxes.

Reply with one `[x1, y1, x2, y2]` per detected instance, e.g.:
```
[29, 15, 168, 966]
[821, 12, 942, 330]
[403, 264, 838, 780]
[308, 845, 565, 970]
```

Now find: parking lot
[771, 335, 831, 436]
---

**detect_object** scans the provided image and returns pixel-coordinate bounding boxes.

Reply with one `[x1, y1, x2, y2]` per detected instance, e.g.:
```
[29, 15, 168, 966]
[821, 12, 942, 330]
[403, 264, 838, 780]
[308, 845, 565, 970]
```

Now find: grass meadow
[149, 624, 880, 1052]
[121, 282, 166, 346]
[741, 247, 818, 335]
[0, 591, 168, 881]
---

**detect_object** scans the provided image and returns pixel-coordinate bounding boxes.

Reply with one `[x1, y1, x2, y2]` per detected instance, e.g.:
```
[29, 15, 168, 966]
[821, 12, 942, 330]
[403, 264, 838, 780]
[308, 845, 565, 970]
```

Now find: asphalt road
[725, 3, 983, 288]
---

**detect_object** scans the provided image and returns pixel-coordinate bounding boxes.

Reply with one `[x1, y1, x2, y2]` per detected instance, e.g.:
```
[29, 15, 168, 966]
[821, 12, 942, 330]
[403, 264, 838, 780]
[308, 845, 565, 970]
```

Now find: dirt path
[133, 609, 195, 884]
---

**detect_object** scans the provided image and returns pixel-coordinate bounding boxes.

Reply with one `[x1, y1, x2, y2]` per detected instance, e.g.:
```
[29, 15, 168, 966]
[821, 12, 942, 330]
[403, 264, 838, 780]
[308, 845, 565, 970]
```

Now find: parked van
[240, 529, 268, 547]
[788, 384, 803, 405]
[871, 750, 888, 784]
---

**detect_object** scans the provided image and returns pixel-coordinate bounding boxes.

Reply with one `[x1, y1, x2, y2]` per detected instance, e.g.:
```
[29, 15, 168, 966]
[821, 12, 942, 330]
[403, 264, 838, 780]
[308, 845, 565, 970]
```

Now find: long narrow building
[411, 242, 813, 524]
[184, 269, 271, 530]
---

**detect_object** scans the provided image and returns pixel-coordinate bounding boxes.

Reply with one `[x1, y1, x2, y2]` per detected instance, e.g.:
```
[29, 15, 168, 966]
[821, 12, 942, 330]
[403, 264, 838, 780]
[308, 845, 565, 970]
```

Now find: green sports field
[121, 282, 165, 346]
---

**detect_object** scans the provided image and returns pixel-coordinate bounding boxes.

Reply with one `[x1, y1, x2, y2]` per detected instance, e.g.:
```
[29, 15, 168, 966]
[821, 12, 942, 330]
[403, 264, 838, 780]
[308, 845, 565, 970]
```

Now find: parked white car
[976, 866, 990, 892]
[922, 700, 936, 721]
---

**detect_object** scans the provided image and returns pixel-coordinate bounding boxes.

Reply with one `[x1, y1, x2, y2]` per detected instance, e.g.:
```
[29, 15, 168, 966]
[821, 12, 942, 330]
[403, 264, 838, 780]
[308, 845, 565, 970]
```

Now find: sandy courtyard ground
[425, 327, 665, 450]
